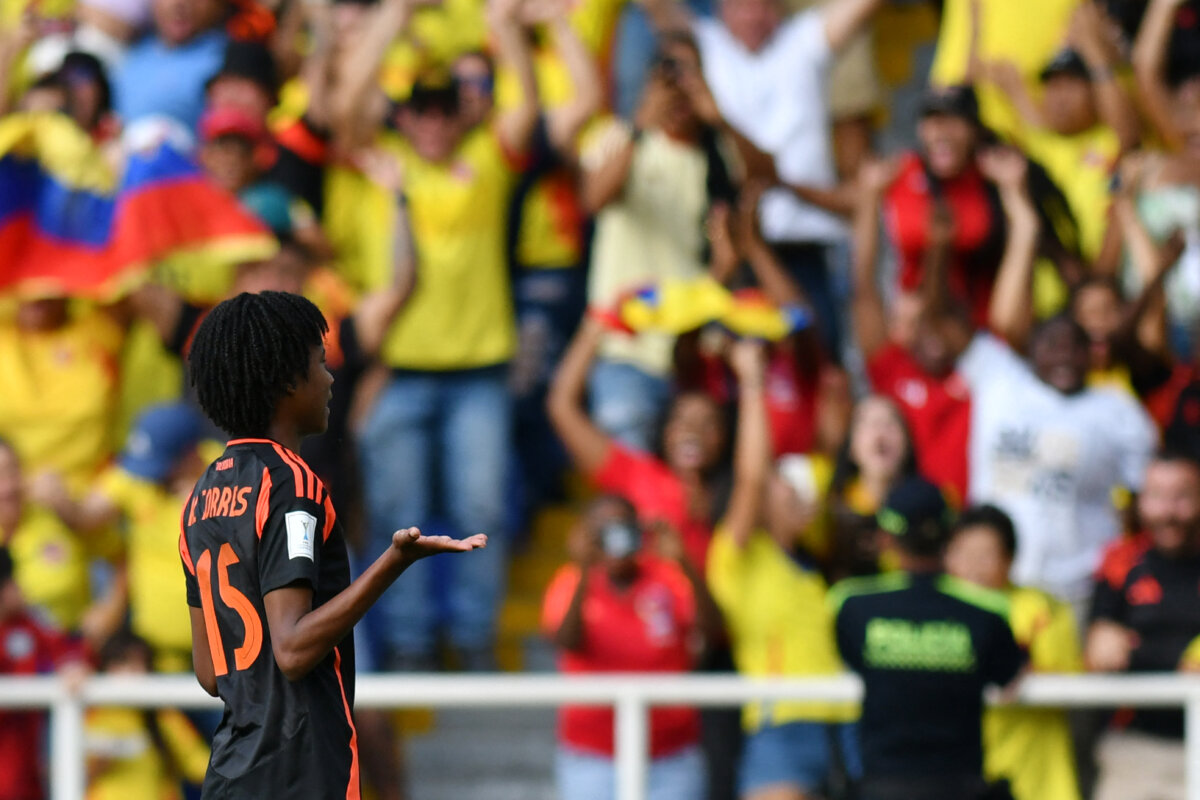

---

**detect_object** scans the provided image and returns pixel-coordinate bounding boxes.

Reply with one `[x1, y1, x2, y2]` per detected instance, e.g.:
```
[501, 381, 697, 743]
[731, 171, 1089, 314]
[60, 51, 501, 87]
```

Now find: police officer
[830, 477, 1025, 800]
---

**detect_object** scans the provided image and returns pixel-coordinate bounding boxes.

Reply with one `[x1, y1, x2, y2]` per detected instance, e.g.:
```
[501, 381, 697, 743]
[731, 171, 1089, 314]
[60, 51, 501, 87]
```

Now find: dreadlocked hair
[188, 291, 328, 438]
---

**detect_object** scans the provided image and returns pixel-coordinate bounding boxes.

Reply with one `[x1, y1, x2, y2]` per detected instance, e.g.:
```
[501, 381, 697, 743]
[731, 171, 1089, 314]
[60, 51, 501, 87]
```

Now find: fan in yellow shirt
[945, 504, 1082, 800]
[0, 439, 98, 632]
[0, 299, 123, 493]
[707, 342, 861, 798]
[930, 0, 1080, 138]
[33, 403, 208, 673]
[86, 631, 210, 800]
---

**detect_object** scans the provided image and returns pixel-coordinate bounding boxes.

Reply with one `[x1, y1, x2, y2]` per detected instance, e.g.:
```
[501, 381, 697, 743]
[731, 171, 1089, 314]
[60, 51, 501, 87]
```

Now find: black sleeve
[834, 602, 863, 672]
[1090, 571, 1129, 625]
[258, 470, 324, 596]
[983, 614, 1025, 688]
[184, 553, 200, 609]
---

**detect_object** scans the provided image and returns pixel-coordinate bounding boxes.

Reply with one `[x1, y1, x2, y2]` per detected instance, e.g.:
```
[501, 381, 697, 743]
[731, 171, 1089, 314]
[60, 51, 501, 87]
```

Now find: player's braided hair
[188, 291, 328, 438]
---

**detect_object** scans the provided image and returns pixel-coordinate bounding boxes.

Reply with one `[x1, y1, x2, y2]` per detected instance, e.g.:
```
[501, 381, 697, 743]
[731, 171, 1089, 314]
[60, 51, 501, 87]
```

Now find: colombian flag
[606, 276, 813, 342]
[0, 113, 276, 299]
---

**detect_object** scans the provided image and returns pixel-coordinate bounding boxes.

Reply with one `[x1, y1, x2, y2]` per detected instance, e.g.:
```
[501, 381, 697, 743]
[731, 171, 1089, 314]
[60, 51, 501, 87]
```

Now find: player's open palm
[391, 527, 488, 563]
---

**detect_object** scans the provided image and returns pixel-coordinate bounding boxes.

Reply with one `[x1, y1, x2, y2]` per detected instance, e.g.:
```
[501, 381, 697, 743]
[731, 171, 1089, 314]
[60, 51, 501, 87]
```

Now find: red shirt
[883, 152, 1001, 326]
[867, 342, 971, 504]
[0, 611, 78, 800]
[542, 559, 700, 757]
[593, 445, 713, 570]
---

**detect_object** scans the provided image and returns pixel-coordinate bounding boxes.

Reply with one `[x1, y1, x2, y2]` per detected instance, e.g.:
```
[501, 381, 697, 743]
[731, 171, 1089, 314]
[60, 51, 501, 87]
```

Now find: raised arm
[822, 0, 885, 54]
[579, 121, 635, 213]
[297, 1, 337, 132]
[27, 473, 120, 533]
[352, 149, 418, 356]
[1115, 190, 1184, 357]
[735, 183, 806, 306]
[1070, 2, 1140, 152]
[1132, 0, 1188, 150]
[722, 340, 769, 548]
[980, 148, 1041, 349]
[546, 317, 615, 475]
[264, 528, 486, 681]
[330, 0, 415, 144]
[492, 0, 541, 158]
[635, 0, 693, 35]
[849, 157, 897, 360]
[982, 59, 1048, 130]
[542, 2, 603, 154]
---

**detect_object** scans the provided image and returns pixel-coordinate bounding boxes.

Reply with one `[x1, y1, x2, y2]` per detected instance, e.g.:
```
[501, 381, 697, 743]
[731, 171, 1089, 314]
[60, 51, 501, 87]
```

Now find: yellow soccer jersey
[379, 126, 519, 370]
[5, 505, 92, 631]
[707, 525, 856, 731]
[983, 585, 1082, 800]
[85, 706, 209, 800]
[0, 306, 122, 490]
[96, 467, 194, 666]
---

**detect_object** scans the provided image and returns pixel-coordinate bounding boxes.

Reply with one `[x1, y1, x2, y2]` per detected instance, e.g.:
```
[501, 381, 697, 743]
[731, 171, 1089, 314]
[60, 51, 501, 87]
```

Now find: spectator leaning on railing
[1086, 451, 1200, 800]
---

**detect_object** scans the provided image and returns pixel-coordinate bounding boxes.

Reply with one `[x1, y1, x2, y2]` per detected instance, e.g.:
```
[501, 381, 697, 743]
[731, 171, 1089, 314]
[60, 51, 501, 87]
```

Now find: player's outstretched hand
[391, 527, 488, 565]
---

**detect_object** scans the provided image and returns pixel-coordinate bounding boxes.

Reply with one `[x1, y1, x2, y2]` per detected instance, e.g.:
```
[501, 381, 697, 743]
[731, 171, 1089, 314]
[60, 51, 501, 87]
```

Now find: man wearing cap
[829, 476, 1025, 800]
[980, 1, 1139, 261]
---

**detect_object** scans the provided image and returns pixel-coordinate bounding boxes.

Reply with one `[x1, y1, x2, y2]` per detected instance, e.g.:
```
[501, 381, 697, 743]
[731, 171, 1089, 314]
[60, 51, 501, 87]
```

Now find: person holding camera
[542, 495, 719, 800]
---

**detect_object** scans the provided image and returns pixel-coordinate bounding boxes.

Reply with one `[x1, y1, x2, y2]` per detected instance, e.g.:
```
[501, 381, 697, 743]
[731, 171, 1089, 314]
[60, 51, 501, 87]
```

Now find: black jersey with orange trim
[180, 439, 359, 799]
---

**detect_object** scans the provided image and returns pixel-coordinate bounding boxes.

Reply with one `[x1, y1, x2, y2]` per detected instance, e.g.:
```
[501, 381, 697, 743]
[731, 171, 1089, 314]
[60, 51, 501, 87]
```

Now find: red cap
[200, 106, 269, 144]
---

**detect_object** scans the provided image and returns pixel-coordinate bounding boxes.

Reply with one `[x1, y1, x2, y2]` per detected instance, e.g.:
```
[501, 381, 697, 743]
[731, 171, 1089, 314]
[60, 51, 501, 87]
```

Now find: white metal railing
[5, 672, 1200, 800]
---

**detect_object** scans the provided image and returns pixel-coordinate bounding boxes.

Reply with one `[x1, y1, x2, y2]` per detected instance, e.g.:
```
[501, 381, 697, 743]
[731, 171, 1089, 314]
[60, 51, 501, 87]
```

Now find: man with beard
[1086, 451, 1200, 800]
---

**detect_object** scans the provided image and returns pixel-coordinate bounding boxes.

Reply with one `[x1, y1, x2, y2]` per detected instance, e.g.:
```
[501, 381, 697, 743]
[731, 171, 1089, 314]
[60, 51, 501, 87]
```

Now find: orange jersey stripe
[333, 647, 361, 800]
[255, 466, 272, 539]
[271, 443, 307, 498]
[322, 494, 337, 543]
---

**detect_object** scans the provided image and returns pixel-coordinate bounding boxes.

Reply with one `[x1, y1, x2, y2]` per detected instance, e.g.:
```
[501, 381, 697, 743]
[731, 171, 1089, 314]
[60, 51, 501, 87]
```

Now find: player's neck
[265, 420, 304, 454]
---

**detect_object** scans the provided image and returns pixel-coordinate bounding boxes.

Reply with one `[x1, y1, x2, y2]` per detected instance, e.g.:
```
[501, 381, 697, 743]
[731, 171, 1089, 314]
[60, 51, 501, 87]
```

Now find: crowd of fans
[2, 0, 1200, 796]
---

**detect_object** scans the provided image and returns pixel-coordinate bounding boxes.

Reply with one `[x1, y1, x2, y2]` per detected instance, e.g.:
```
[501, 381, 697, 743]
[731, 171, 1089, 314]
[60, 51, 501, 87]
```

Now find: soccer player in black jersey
[180, 291, 486, 799]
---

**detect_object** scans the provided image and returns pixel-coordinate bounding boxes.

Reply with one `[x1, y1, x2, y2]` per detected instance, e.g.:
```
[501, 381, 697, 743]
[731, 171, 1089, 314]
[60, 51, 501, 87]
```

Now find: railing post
[50, 685, 85, 800]
[1187, 691, 1200, 800]
[615, 690, 648, 800]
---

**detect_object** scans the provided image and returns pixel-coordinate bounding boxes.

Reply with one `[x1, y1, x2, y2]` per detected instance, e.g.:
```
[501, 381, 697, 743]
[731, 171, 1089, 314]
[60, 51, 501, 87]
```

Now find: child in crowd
[85, 629, 209, 800]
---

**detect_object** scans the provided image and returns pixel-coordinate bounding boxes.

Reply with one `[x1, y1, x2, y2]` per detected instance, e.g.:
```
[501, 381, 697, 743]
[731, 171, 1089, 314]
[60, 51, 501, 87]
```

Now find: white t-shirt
[959, 335, 1156, 604]
[694, 11, 846, 244]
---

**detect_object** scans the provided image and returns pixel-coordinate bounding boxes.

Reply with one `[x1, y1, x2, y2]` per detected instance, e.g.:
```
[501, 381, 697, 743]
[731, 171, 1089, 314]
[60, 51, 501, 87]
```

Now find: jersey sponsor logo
[215, 458, 234, 471]
[863, 618, 976, 672]
[199, 486, 253, 520]
[1128, 575, 1163, 606]
[286, 510, 317, 561]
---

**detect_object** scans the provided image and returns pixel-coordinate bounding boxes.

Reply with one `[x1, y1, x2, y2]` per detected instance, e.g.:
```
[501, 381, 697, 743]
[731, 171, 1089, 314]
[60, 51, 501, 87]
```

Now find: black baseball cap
[1040, 48, 1091, 82]
[918, 84, 980, 125]
[207, 40, 279, 99]
[407, 74, 460, 114]
[877, 477, 955, 556]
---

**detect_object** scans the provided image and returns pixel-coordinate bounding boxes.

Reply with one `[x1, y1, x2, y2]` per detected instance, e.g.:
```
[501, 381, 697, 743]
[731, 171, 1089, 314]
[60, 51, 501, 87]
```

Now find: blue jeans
[588, 359, 671, 454]
[512, 268, 585, 524]
[774, 242, 843, 361]
[556, 745, 707, 800]
[739, 721, 863, 795]
[358, 367, 511, 660]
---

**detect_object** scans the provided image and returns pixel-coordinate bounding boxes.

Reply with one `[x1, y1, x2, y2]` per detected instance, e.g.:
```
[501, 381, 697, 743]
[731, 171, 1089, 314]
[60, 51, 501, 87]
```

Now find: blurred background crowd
[2, 0, 1200, 796]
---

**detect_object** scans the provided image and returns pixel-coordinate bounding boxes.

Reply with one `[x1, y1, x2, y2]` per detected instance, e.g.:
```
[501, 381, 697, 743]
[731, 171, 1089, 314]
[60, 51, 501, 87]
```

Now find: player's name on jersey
[196, 485, 253, 521]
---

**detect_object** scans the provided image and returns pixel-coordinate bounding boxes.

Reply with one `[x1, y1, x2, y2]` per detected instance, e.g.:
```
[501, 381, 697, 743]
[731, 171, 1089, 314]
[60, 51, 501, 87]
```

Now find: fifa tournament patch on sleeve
[285, 511, 317, 561]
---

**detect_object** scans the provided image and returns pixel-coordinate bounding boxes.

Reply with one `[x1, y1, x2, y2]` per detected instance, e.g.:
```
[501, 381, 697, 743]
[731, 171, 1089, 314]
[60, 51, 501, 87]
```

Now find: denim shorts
[738, 721, 862, 795]
[556, 744, 707, 800]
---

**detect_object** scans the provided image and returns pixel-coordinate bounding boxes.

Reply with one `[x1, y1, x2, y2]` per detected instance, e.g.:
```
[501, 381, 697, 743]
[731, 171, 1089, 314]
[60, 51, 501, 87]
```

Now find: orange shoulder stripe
[271, 443, 307, 498]
[255, 466, 273, 539]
